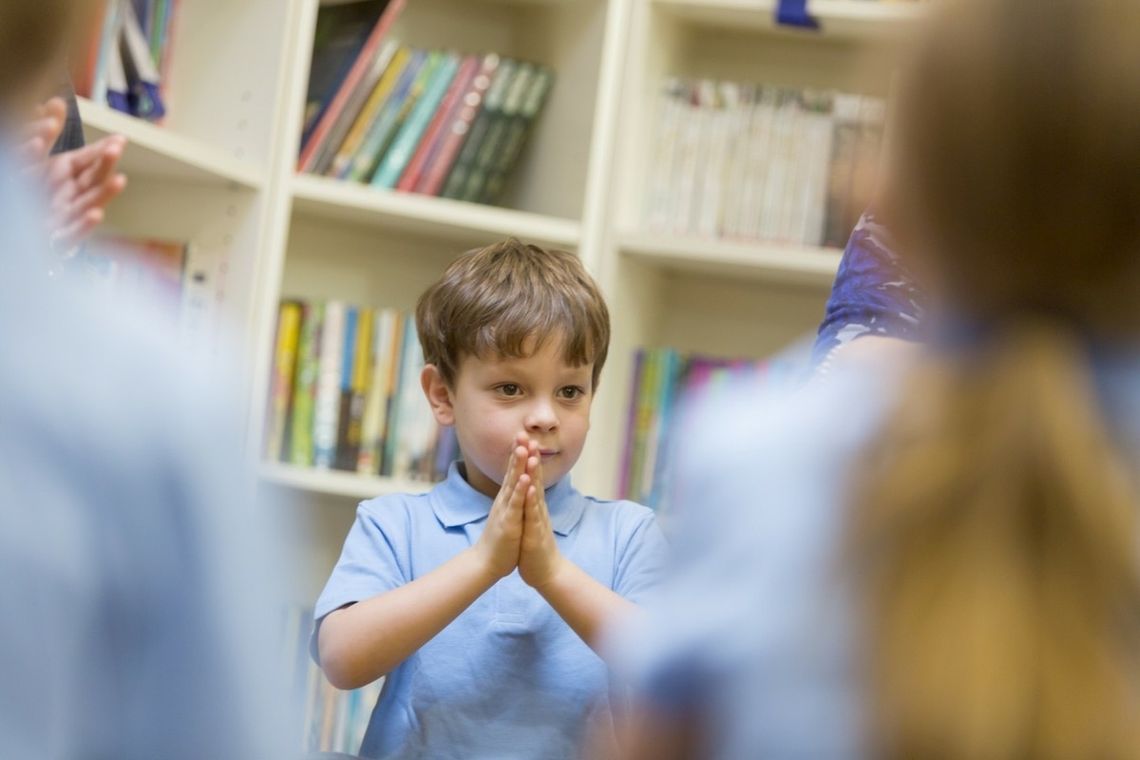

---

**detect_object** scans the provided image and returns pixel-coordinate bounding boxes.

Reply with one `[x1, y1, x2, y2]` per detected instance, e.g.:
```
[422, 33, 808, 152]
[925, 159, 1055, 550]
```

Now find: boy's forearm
[318, 547, 498, 689]
[536, 559, 638, 656]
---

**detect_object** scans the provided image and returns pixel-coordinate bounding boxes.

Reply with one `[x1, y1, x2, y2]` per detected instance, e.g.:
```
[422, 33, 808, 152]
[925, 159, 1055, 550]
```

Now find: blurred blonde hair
[852, 0, 1140, 757]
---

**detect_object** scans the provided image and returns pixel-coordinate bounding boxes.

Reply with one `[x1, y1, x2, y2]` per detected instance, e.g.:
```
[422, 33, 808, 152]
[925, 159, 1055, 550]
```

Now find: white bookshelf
[84, 0, 921, 560]
[619, 231, 841, 286]
[260, 463, 432, 501]
[77, 98, 265, 188]
[654, 0, 923, 37]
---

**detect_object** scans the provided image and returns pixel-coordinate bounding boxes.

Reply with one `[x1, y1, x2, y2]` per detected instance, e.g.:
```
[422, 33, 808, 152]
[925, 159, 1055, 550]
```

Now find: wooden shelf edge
[291, 174, 581, 248]
[259, 462, 434, 501]
[619, 231, 842, 286]
[76, 97, 264, 188]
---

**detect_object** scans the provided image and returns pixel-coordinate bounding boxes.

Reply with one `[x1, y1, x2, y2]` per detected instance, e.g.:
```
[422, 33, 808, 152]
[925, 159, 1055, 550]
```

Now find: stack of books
[620, 347, 807, 512]
[644, 77, 886, 248]
[264, 300, 459, 483]
[299, 0, 555, 205]
[72, 0, 178, 121]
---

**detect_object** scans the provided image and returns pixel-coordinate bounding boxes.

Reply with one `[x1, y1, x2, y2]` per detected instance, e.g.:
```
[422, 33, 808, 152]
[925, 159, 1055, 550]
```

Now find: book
[289, 302, 323, 467]
[440, 58, 517, 200]
[310, 39, 400, 176]
[357, 308, 401, 474]
[345, 49, 429, 183]
[480, 64, 554, 204]
[333, 306, 359, 471]
[458, 62, 534, 203]
[265, 300, 303, 462]
[395, 54, 480, 193]
[312, 301, 346, 469]
[383, 318, 435, 479]
[328, 45, 412, 179]
[338, 307, 373, 471]
[298, 0, 406, 172]
[414, 53, 501, 196]
[371, 52, 462, 189]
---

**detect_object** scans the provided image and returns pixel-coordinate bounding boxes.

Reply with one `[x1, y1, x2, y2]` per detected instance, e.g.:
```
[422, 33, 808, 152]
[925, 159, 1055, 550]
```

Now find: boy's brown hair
[415, 238, 610, 390]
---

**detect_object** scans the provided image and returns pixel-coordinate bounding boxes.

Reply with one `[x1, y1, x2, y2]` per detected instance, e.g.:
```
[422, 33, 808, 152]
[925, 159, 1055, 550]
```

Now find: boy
[313, 239, 666, 759]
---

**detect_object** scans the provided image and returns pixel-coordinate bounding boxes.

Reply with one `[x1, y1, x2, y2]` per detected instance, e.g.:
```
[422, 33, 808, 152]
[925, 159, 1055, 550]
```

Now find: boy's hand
[518, 441, 567, 589]
[472, 435, 529, 580]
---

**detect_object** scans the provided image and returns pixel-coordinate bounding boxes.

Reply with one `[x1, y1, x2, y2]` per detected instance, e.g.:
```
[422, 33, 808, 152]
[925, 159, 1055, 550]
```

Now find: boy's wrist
[530, 554, 572, 595]
[465, 546, 509, 587]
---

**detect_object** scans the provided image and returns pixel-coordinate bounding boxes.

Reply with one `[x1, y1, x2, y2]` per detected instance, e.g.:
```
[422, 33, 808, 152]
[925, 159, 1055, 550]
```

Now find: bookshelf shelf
[76, 98, 265, 189]
[619, 232, 841, 287]
[290, 174, 582, 249]
[259, 462, 434, 501]
[653, 0, 924, 38]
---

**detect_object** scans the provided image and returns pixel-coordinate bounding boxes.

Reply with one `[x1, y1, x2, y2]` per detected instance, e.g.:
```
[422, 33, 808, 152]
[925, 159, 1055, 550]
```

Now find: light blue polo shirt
[313, 462, 666, 759]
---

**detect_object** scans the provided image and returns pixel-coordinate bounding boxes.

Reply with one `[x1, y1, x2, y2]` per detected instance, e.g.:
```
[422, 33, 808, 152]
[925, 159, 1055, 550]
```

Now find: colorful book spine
[333, 306, 359, 471]
[357, 309, 400, 474]
[298, 0, 407, 172]
[311, 39, 400, 176]
[289, 302, 323, 467]
[371, 52, 462, 189]
[396, 54, 480, 193]
[415, 53, 501, 196]
[265, 300, 303, 461]
[459, 62, 534, 203]
[312, 300, 346, 469]
[346, 49, 429, 183]
[339, 307, 373, 470]
[480, 64, 554, 204]
[329, 45, 412, 179]
[440, 58, 517, 200]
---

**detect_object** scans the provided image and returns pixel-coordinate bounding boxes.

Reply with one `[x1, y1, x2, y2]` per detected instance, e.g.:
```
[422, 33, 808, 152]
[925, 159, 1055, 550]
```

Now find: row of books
[280, 606, 381, 755]
[72, 0, 178, 121]
[620, 347, 805, 512]
[643, 78, 886, 249]
[299, 0, 555, 204]
[264, 299, 458, 482]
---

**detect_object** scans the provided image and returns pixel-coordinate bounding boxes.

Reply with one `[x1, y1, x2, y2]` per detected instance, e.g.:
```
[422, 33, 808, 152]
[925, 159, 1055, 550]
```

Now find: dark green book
[480, 65, 554, 205]
[440, 59, 518, 200]
[460, 62, 535, 203]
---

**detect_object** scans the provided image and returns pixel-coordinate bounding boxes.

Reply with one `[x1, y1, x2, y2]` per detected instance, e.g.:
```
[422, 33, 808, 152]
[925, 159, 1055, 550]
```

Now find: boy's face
[425, 336, 594, 499]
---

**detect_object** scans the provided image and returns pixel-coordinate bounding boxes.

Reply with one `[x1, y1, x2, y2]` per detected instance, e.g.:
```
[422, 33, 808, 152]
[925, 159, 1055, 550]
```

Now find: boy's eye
[496, 383, 521, 397]
[557, 386, 586, 400]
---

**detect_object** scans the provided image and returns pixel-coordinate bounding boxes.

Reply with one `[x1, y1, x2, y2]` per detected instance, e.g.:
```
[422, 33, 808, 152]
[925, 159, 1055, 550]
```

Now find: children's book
[328, 45, 411, 179]
[395, 54, 480, 193]
[480, 64, 555, 204]
[440, 58, 517, 200]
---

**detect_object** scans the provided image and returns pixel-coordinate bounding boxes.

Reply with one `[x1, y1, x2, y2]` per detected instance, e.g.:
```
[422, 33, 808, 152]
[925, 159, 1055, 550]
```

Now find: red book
[297, 0, 407, 173]
[395, 55, 479, 193]
[415, 53, 500, 196]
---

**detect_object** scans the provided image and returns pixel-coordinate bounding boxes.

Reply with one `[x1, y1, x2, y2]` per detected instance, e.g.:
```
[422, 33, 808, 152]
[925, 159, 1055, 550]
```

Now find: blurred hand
[21, 96, 127, 247]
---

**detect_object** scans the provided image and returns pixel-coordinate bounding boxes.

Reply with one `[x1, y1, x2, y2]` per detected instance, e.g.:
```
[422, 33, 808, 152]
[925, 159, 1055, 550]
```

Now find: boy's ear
[421, 364, 455, 426]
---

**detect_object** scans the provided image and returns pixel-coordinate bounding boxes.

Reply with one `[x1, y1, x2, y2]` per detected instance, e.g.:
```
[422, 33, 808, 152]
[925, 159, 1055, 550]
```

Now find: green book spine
[478, 65, 554, 205]
[440, 59, 518, 200]
[372, 53, 461, 188]
[480, 65, 554, 204]
[289, 301, 323, 467]
[460, 63, 534, 203]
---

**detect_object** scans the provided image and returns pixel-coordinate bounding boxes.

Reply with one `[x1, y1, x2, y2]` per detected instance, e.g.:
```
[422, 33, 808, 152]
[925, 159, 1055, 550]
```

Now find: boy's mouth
[538, 449, 559, 459]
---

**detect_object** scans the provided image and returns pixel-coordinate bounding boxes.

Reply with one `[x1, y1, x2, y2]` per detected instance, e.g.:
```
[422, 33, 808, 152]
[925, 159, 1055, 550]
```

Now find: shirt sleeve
[311, 500, 410, 661]
[612, 507, 669, 605]
[812, 211, 926, 367]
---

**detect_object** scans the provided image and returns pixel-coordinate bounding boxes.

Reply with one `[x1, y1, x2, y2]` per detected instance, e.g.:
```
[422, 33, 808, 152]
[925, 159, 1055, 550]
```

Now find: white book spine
[313, 300, 346, 469]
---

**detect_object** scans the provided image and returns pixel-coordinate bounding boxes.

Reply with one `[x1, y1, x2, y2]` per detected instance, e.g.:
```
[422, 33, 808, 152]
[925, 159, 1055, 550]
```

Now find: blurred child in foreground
[611, 0, 1140, 757]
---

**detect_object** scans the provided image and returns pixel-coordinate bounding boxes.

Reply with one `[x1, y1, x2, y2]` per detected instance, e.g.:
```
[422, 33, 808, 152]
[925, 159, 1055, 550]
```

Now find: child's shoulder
[355, 488, 434, 528]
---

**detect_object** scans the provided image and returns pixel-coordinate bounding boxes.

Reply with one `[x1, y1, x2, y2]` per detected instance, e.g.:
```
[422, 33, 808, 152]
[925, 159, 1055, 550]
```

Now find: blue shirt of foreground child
[313, 462, 666, 759]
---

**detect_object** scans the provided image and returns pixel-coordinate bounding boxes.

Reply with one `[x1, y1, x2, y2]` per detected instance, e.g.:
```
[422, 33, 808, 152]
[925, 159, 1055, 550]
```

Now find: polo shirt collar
[430, 461, 585, 536]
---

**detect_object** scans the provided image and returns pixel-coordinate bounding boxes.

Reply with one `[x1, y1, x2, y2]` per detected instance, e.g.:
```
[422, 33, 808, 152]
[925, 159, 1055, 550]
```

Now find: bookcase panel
[162, 0, 296, 167]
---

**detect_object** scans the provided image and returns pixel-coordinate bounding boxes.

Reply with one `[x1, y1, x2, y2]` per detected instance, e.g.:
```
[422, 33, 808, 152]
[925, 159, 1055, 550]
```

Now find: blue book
[344, 50, 429, 182]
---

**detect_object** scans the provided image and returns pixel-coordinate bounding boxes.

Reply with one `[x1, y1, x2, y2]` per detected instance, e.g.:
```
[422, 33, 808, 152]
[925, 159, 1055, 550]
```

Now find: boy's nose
[525, 401, 559, 433]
